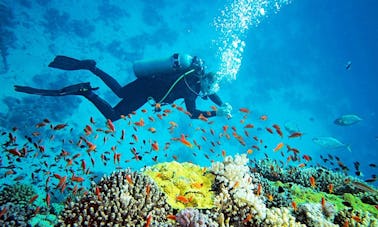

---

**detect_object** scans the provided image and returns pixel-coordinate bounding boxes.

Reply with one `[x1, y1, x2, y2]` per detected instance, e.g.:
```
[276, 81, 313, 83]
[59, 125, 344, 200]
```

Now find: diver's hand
[216, 103, 232, 119]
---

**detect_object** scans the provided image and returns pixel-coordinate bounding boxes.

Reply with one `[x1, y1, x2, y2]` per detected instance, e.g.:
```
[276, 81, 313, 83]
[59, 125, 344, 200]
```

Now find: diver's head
[200, 72, 220, 96]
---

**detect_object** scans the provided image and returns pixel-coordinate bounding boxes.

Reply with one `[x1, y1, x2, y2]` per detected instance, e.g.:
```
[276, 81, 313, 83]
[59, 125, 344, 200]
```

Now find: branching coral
[58, 169, 173, 226]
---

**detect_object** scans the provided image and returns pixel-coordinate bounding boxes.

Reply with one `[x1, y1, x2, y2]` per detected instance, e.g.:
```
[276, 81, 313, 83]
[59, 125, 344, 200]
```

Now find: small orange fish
[244, 124, 254, 128]
[145, 213, 152, 227]
[309, 176, 316, 188]
[0, 207, 7, 219]
[176, 195, 189, 204]
[95, 187, 102, 200]
[256, 183, 262, 196]
[243, 213, 252, 223]
[125, 174, 133, 184]
[260, 115, 268, 121]
[106, 119, 115, 132]
[288, 132, 303, 138]
[71, 176, 85, 182]
[46, 193, 51, 207]
[328, 184, 334, 194]
[29, 194, 39, 204]
[148, 127, 156, 133]
[198, 113, 208, 122]
[273, 142, 284, 152]
[134, 118, 145, 126]
[239, 107, 250, 113]
[351, 215, 361, 223]
[146, 184, 151, 197]
[53, 123, 68, 130]
[321, 197, 326, 209]
[303, 155, 312, 161]
[179, 134, 193, 148]
[8, 148, 22, 156]
[266, 127, 273, 134]
[151, 141, 159, 151]
[291, 201, 297, 212]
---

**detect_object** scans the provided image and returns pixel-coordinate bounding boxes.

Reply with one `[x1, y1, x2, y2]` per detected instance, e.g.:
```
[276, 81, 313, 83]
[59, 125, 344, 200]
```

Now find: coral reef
[28, 214, 58, 227]
[58, 169, 173, 226]
[0, 184, 47, 226]
[210, 154, 267, 225]
[0, 184, 35, 205]
[144, 161, 215, 209]
[176, 208, 217, 227]
[295, 203, 338, 227]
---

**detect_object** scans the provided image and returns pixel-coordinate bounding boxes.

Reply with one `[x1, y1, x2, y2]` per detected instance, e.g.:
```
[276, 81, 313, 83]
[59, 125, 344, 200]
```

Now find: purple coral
[176, 208, 209, 227]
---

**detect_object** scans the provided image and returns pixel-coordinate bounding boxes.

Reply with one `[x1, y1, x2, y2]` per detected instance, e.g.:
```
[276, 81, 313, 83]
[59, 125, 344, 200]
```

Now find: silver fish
[334, 114, 362, 126]
[312, 136, 351, 152]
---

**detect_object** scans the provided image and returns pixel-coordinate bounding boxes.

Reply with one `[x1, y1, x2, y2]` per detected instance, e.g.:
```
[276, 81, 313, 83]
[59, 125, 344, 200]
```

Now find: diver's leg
[89, 67, 123, 98]
[14, 83, 98, 96]
[113, 93, 148, 117]
[83, 92, 120, 121]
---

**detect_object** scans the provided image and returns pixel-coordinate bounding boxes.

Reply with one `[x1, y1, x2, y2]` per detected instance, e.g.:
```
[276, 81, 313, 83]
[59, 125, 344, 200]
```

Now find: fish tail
[346, 145, 352, 152]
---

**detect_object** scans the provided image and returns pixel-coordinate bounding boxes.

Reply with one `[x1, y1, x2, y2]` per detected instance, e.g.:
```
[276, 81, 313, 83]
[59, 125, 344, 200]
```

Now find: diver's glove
[216, 102, 232, 119]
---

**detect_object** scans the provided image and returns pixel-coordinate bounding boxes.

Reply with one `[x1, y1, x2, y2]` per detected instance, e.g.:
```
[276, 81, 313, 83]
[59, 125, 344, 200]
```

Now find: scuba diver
[14, 53, 232, 121]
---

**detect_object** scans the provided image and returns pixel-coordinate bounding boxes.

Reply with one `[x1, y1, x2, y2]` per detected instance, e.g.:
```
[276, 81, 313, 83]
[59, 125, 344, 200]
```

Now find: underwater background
[0, 0, 377, 226]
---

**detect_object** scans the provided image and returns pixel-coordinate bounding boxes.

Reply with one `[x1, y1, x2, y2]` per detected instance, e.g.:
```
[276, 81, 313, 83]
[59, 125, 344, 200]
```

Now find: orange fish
[29, 194, 39, 204]
[309, 176, 316, 188]
[266, 127, 273, 134]
[134, 118, 145, 126]
[291, 201, 297, 212]
[243, 213, 252, 223]
[0, 207, 7, 219]
[256, 183, 262, 196]
[179, 134, 193, 148]
[288, 132, 303, 138]
[71, 176, 85, 182]
[151, 141, 159, 151]
[244, 124, 254, 128]
[106, 119, 115, 132]
[148, 127, 157, 133]
[145, 213, 152, 227]
[125, 174, 133, 184]
[351, 215, 361, 223]
[321, 197, 326, 209]
[328, 184, 334, 194]
[53, 123, 68, 130]
[273, 142, 284, 152]
[303, 155, 312, 161]
[176, 195, 189, 204]
[260, 115, 268, 121]
[95, 187, 102, 200]
[46, 193, 51, 207]
[8, 148, 22, 157]
[145, 184, 151, 197]
[239, 107, 250, 113]
[198, 113, 208, 122]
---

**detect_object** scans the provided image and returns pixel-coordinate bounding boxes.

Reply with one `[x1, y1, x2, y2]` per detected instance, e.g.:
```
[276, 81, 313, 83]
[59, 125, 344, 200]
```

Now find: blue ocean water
[0, 0, 377, 225]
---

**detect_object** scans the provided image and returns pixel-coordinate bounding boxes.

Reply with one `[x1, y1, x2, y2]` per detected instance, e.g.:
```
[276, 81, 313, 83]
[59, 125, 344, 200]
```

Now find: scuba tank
[133, 53, 193, 78]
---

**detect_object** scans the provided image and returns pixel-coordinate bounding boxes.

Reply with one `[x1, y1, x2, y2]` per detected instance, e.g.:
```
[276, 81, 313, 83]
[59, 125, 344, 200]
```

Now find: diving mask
[200, 72, 220, 96]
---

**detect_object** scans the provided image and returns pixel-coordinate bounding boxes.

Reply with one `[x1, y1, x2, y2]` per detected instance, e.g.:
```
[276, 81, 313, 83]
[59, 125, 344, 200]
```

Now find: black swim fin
[48, 56, 96, 71]
[14, 83, 99, 96]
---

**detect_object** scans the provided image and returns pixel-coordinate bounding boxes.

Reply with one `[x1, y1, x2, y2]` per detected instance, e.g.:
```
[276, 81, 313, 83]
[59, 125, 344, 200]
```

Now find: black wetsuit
[85, 66, 223, 121]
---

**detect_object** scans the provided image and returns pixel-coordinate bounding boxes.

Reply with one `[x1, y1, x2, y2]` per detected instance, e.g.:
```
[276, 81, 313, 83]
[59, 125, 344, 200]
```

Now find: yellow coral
[144, 161, 215, 210]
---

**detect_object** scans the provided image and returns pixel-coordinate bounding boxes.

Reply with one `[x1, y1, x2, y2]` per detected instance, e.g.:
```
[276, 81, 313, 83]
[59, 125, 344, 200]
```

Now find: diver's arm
[208, 93, 223, 106]
[184, 97, 216, 119]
